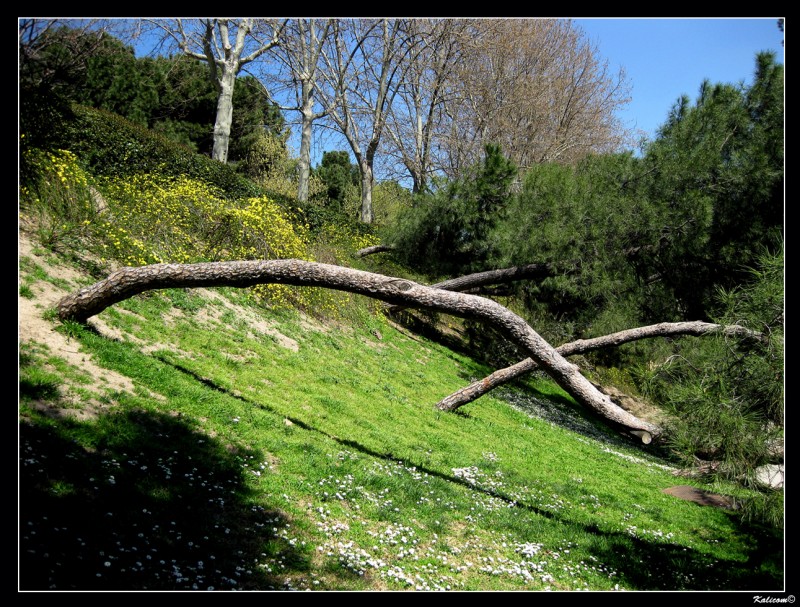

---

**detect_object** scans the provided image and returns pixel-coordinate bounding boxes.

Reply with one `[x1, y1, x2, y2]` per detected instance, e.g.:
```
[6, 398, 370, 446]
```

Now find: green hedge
[64, 105, 264, 201]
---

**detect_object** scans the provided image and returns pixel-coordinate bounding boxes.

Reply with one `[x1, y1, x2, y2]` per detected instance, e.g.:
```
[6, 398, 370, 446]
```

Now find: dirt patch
[662, 485, 738, 510]
[192, 288, 301, 351]
[18, 229, 302, 422]
[19, 231, 139, 418]
[259, 327, 299, 352]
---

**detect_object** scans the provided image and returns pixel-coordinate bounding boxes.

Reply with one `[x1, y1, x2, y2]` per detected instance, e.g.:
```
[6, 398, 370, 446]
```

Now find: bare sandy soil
[19, 231, 137, 420]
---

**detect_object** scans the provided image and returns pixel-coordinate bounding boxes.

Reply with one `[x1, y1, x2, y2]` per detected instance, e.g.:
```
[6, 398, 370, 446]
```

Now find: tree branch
[435, 321, 764, 414]
[381, 261, 570, 315]
[354, 244, 396, 258]
[57, 259, 661, 442]
[429, 262, 563, 292]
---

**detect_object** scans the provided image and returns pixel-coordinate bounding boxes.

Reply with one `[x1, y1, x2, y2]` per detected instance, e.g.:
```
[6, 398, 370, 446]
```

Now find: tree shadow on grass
[24, 322, 781, 591]
[578, 520, 784, 591]
[498, 380, 674, 456]
[19, 407, 307, 591]
[150, 345, 785, 589]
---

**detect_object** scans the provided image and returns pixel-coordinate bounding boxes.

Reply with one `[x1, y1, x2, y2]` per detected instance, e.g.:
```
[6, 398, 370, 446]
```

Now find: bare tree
[441, 19, 632, 175]
[255, 18, 336, 202]
[382, 19, 468, 194]
[152, 18, 286, 164]
[57, 259, 662, 442]
[316, 19, 416, 223]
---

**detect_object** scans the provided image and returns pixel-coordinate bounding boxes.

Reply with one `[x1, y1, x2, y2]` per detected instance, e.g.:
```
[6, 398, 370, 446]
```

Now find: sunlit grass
[19, 257, 783, 590]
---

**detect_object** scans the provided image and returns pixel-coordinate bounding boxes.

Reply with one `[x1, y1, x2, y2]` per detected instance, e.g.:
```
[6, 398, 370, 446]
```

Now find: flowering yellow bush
[95, 172, 346, 312]
[317, 223, 381, 254]
[21, 148, 91, 204]
[21, 145, 380, 318]
[20, 148, 95, 247]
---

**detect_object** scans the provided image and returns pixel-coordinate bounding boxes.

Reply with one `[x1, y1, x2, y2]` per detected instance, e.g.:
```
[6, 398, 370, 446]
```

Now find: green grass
[18, 253, 784, 591]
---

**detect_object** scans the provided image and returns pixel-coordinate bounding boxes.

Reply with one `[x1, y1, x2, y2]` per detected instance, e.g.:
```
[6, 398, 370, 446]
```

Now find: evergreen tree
[19, 23, 285, 163]
[73, 33, 160, 126]
[640, 244, 784, 528]
[313, 151, 360, 213]
[639, 52, 784, 321]
[494, 152, 657, 334]
[386, 144, 516, 278]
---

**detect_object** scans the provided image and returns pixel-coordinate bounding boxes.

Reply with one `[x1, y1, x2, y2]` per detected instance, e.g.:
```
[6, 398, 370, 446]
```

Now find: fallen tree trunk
[57, 259, 662, 442]
[430, 262, 560, 291]
[436, 321, 764, 413]
[354, 244, 396, 258]
[384, 261, 567, 314]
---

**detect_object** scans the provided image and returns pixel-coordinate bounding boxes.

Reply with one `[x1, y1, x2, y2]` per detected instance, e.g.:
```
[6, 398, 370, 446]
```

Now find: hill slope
[18, 228, 784, 591]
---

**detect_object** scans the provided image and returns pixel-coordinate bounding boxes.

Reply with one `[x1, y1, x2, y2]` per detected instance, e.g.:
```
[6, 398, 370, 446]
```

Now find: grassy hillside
[18, 107, 783, 591]
[18, 230, 784, 591]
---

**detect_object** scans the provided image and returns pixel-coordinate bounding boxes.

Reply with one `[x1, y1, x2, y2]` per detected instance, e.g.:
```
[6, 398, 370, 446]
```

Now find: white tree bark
[358, 157, 375, 223]
[266, 18, 334, 202]
[164, 18, 284, 164]
[297, 82, 315, 201]
[212, 74, 236, 163]
[317, 19, 411, 224]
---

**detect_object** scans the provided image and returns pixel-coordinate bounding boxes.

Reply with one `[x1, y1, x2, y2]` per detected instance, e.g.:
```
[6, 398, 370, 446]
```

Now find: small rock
[755, 464, 784, 489]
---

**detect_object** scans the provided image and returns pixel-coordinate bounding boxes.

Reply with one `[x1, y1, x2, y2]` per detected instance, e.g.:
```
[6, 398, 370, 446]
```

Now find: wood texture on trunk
[384, 262, 565, 315]
[354, 244, 396, 258]
[57, 259, 661, 441]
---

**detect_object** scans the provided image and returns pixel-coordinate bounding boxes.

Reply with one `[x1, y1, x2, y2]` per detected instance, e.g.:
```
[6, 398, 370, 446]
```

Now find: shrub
[92, 171, 351, 315]
[19, 146, 96, 250]
[64, 105, 264, 200]
[639, 246, 784, 528]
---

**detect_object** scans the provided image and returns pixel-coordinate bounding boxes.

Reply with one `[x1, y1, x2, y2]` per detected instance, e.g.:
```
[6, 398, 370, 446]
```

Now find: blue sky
[573, 17, 785, 143]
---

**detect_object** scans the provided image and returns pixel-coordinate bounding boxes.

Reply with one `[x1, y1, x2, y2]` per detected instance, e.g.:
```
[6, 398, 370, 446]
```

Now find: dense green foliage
[72, 32, 161, 128]
[385, 144, 517, 277]
[497, 152, 656, 334]
[638, 245, 784, 528]
[63, 105, 265, 201]
[19, 24, 284, 165]
[312, 151, 361, 214]
[636, 52, 784, 321]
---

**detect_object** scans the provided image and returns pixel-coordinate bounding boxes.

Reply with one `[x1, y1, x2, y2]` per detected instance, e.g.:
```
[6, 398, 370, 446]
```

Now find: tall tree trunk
[169, 18, 284, 166]
[297, 87, 314, 202]
[359, 157, 374, 224]
[411, 111, 426, 194]
[56, 259, 662, 442]
[212, 73, 236, 163]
